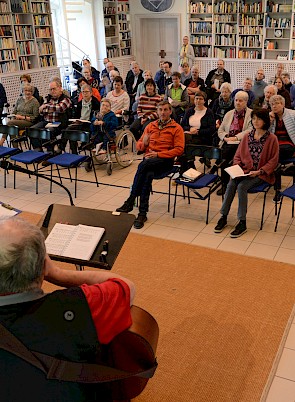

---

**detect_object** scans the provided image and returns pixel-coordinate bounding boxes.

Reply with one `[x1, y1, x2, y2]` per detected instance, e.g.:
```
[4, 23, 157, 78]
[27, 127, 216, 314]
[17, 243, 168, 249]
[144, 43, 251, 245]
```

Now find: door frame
[133, 14, 181, 70]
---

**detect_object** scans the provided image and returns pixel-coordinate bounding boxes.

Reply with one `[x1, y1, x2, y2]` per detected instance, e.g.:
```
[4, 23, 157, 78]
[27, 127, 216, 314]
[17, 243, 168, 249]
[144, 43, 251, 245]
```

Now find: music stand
[38, 204, 135, 270]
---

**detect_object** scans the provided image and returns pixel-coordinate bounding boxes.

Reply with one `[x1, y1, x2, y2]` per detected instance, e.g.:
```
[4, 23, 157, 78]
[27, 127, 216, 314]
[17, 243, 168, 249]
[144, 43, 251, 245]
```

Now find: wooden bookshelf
[0, 0, 56, 72]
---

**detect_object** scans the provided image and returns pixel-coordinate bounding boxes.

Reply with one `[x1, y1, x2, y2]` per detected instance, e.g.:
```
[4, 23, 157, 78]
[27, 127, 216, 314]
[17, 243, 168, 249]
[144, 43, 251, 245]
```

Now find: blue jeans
[220, 176, 264, 221]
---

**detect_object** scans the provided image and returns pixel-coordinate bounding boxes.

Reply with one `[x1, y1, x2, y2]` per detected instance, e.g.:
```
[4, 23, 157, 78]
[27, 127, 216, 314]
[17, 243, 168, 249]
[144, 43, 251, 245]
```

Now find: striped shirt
[137, 93, 162, 120]
[275, 118, 294, 146]
[106, 90, 130, 114]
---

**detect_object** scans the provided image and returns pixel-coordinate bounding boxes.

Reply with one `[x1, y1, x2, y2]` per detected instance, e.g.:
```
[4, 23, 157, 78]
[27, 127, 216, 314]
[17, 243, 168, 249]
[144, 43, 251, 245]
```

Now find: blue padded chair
[46, 130, 99, 198]
[153, 164, 181, 213]
[248, 182, 272, 230]
[9, 128, 51, 194]
[274, 184, 295, 232]
[173, 145, 222, 224]
[0, 146, 21, 188]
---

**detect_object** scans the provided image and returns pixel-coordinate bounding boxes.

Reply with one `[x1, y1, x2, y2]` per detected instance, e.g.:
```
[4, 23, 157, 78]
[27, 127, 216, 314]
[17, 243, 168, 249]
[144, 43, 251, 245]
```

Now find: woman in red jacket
[214, 108, 279, 238]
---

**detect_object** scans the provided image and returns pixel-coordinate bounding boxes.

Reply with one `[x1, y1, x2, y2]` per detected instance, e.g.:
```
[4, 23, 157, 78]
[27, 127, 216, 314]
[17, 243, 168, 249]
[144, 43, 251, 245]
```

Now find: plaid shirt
[42, 94, 72, 123]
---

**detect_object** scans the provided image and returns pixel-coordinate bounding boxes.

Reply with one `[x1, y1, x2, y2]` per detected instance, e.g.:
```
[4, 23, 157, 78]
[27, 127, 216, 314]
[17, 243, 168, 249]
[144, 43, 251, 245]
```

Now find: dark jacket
[184, 77, 206, 92]
[205, 68, 231, 88]
[90, 110, 118, 137]
[0, 83, 7, 108]
[75, 96, 100, 120]
[182, 107, 216, 145]
[210, 96, 234, 122]
[125, 70, 144, 95]
[278, 88, 292, 109]
[157, 74, 173, 95]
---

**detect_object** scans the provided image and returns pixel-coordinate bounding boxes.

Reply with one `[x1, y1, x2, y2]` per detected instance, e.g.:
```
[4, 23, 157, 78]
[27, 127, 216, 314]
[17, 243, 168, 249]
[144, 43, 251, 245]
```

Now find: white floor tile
[265, 377, 295, 402]
[276, 348, 295, 381]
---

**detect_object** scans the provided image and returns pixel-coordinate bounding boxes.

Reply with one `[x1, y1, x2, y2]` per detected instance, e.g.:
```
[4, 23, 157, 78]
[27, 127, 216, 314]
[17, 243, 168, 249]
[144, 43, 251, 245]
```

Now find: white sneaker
[93, 142, 103, 155]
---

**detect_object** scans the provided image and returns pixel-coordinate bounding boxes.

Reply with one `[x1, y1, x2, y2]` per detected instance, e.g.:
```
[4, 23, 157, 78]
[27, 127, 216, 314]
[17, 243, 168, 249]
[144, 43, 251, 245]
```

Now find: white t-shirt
[189, 108, 207, 129]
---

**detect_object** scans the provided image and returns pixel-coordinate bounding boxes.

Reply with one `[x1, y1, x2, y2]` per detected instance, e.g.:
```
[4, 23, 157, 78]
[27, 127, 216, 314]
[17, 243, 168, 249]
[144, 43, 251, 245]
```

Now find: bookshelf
[0, 0, 56, 73]
[188, 0, 295, 60]
[103, 0, 132, 59]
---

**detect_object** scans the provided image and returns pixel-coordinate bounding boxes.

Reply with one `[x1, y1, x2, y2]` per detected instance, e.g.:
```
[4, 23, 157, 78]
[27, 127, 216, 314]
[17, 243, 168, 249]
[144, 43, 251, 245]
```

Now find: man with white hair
[104, 69, 120, 95]
[231, 77, 255, 107]
[0, 217, 135, 402]
[252, 85, 277, 111]
[125, 61, 144, 107]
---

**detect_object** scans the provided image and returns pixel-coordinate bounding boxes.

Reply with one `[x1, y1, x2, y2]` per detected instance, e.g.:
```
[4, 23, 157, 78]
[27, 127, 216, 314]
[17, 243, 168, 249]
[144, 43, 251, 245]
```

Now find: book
[69, 118, 91, 123]
[224, 165, 251, 179]
[45, 122, 61, 128]
[182, 168, 203, 181]
[45, 223, 105, 260]
[0, 202, 21, 218]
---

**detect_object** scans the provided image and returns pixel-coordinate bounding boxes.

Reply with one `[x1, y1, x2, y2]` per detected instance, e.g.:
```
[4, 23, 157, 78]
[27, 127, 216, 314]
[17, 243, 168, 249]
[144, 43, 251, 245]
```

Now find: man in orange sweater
[117, 101, 185, 229]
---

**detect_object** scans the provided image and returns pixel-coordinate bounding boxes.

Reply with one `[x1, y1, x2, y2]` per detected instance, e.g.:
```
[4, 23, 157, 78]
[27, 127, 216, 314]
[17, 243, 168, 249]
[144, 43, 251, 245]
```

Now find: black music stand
[38, 204, 135, 270]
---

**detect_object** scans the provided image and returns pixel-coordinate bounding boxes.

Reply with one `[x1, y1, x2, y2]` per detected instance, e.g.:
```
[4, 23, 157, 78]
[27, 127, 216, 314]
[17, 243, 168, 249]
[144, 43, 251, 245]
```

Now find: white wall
[129, 0, 188, 61]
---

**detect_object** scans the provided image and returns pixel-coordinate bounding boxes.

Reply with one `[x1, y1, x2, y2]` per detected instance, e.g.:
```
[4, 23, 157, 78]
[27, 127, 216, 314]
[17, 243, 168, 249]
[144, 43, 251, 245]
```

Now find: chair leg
[274, 197, 284, 232]
[260, 192, 267, 230]
[206, 193, 211, 225]
[56, 166, 62, 184]
[68, 168, 73, 182]
[168, 176, 172, 212]
[173, 184, 178, 218]
[50, 165, 53, 193]
[74, 167, 78, 198]
[35, 166, 39, 195]
[13, 161, 16, 189]
[91, 155, 99, 188]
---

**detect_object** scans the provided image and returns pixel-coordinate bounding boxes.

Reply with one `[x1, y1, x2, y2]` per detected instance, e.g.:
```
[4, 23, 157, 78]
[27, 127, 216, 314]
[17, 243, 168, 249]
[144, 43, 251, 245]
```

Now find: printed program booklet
[224, 165, 251, 179]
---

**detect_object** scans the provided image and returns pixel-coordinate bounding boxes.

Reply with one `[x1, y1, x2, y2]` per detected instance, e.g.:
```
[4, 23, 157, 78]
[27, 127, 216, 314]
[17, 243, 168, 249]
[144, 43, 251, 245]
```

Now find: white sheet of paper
[224, 165, 251, 179]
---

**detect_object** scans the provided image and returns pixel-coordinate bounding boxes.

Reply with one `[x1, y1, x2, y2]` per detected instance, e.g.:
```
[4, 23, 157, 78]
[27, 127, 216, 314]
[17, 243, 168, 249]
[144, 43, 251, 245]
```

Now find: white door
[141, 18, 179, 76]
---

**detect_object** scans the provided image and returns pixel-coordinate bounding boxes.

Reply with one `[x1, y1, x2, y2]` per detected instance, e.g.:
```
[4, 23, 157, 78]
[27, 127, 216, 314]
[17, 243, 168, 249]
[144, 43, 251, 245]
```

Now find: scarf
[229, 109, 246, 137]
[217, 96, 232, 119]
[158, 118, 172, 130]
[180, 45, 188, 66]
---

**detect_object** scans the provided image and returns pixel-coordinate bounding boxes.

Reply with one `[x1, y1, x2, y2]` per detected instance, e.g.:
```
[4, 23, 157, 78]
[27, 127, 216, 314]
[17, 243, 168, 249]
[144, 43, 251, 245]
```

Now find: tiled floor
[2, 156, 295, 264]
[1, 156, 295, 400]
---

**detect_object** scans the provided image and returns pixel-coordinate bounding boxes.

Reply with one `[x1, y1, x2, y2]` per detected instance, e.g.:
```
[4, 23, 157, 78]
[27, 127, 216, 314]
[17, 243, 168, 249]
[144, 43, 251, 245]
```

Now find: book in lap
[224, 165, 251, 179]
[45, 223, 105, 260]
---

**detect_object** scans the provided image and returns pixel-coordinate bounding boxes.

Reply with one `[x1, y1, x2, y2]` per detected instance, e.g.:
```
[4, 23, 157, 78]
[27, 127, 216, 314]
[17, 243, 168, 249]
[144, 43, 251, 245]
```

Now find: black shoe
[273, 193, 282, 203]
[42, 160, 51, 167]
[230, 221, 247, 238]
[84, 161, 92, 172]
[116, 201, 134, 213]
[216, 188, 225, 196]
[209, 165, 218, 174]
[133, 214, 147, 229]
[214, 216, 227, 233]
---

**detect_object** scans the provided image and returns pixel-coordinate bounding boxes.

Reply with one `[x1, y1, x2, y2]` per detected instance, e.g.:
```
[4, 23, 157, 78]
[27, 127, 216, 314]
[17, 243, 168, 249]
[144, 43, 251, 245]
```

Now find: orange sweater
[137, 119, 184, 159]
[78, 88, 101, 103]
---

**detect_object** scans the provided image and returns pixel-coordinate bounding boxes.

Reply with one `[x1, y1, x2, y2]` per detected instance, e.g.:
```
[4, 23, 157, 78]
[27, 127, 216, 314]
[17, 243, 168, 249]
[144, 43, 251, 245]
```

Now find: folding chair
[173, 145, 222, 224]
[274, 184, 295, 232]
[46, 130, 99, 198]
[153, 164, 181, 213]
[0, 146, 21, 187]
[10, 128, 52, 194]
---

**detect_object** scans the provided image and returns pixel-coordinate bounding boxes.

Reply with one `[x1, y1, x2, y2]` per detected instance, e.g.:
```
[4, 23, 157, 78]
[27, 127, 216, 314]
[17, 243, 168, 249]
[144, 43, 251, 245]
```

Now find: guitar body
[108, 305, 159, 400]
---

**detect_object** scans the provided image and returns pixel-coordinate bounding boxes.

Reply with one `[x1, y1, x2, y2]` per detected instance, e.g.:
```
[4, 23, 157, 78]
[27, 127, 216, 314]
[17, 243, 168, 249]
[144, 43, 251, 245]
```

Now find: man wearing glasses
[31, 77, 72, 152]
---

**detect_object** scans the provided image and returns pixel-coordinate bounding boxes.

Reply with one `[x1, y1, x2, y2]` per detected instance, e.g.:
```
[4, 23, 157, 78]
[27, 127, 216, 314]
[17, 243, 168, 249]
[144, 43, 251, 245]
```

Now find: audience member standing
[179, 36, 195, 68]
[205, 59, 231, 102]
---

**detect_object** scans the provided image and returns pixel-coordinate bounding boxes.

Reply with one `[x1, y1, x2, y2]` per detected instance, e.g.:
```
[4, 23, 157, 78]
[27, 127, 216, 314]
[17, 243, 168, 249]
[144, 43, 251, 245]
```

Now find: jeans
[130, 157, 174, 214]
[220, 176, 264, 221]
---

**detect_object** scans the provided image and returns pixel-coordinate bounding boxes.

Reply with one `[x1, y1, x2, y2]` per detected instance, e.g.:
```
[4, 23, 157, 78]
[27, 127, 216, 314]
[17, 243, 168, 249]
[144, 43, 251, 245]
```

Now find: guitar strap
[0, 322, 157, 383]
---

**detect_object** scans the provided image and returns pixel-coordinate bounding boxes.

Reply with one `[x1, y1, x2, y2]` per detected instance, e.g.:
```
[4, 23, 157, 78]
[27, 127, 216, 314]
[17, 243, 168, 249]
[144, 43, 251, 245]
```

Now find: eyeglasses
[82, 90, 91, 93]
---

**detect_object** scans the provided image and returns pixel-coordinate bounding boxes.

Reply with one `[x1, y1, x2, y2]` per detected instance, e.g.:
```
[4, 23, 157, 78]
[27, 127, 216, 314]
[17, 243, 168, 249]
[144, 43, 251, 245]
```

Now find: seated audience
[0, 84, 39, 147]
[184, 66, 206, 105]
[210, 83, 234, 129]
[100, 60, 120, 97]
[0, 81, 7, 122]
[154, 61, 164, 87]
[252, 69, 267, 99]
[106, 76, 130, 116]
[62, 84, 100, 154]
[104, 70, 120, 95]
[0, 217, 134, 402]
[135, 70, 154, 102]
[100, 57, 109, 79]
[157, 61, 173, 95]
[30, 77, 72, 151]
[179, 35, 195, 68]
[74, 77, 101, 104]
[215, 91, 252, 194]
[269, 62, 284, 85]
[125, 61, 144, 107]
[205, 59, 231, 102]
[252, 85, 277, 111]
[116, 101, 185, 229]
[83, 66, 99, 90]
[164, 71, 189, 122]
[214, 108, 279, 238]
[182, 91, 215, 146]
[281, 72, 295, 108]
[269, 95, 295, 202]
[274, 76, 291, 109]
[20, 74, 40, 103]
[82, 57, 100, 83]
[231, 77, 255, 108]
[180, 62, 191, 84]
[90, 98, 118, 157]
[130, 79, 162, 140]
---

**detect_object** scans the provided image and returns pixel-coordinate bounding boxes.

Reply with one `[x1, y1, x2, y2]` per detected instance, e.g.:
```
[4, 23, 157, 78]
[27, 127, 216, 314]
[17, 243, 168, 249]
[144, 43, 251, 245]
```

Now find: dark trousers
[220, 142, 239, 189]
[275, 144, 295, 190]
[130, 157, 174, 214]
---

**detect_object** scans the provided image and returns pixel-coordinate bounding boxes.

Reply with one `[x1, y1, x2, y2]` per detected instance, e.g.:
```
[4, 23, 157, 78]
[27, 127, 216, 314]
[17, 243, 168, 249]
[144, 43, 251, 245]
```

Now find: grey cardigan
[269, 107, 295, 145]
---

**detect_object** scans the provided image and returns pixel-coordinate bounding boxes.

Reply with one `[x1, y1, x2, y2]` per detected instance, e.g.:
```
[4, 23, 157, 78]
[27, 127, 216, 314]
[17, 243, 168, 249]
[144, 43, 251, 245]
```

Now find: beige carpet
[23, 212, 295, 402]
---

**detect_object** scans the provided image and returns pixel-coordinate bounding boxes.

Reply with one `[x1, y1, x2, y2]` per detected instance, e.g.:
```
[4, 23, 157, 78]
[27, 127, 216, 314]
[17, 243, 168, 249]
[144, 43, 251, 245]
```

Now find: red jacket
[234, 130, 279, 184]
[137, 119, 185, 159]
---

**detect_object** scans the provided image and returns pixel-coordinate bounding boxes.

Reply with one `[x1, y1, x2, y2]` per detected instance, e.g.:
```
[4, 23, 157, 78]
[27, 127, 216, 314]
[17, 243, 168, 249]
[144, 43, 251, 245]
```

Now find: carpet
[22, 212, 295, 402]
